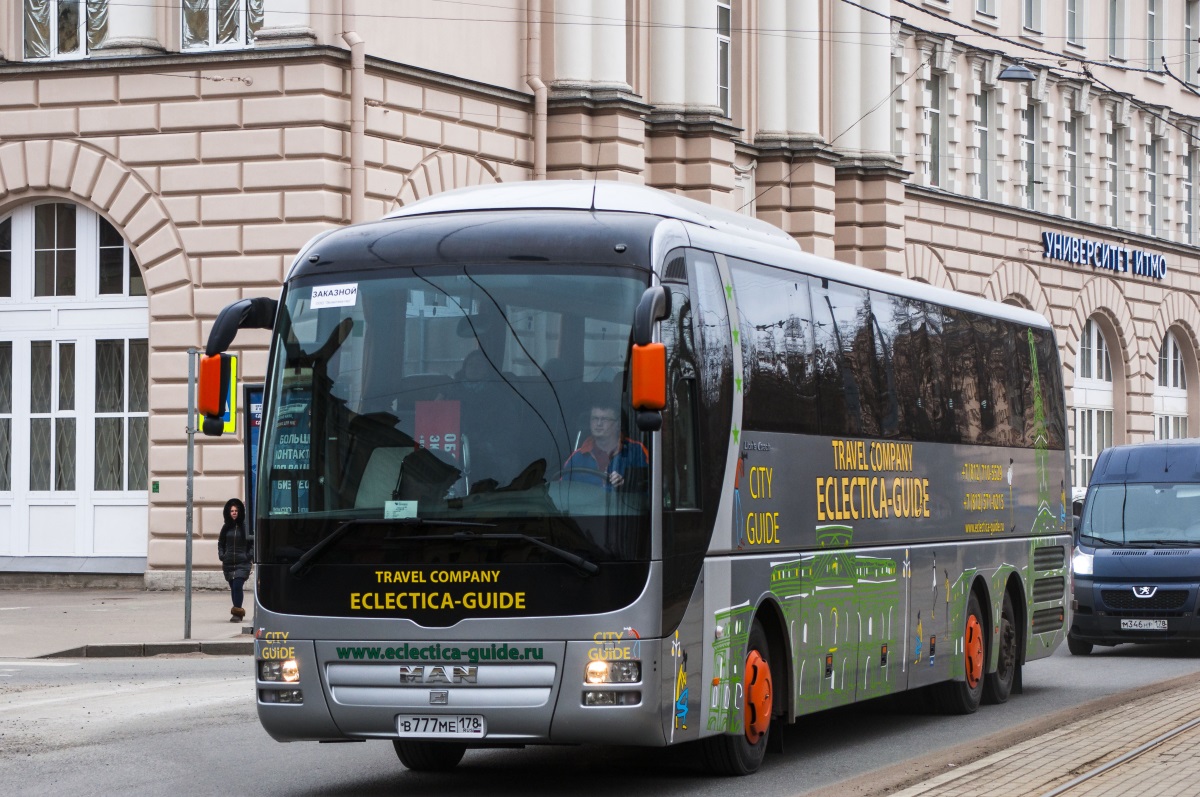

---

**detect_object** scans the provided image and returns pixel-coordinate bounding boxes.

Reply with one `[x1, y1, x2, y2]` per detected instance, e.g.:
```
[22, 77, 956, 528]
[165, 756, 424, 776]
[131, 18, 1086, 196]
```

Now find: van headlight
[1072, 550, 1094, 576]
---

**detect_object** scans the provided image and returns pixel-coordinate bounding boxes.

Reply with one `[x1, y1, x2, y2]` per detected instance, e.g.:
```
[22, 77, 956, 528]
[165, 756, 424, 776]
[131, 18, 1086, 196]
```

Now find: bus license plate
[1120, 619, 1167, 631]
[396, 714, 486, 738]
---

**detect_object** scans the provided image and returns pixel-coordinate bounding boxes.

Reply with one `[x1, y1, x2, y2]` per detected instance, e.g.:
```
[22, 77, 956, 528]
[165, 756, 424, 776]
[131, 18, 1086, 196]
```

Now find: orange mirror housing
[631, 343, 666, 411]
[197, 353, 231, 421]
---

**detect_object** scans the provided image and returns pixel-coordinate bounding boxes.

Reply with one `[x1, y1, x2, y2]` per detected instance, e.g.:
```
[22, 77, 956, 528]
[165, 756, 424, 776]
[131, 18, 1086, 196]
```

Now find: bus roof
[385, 180, 801, 252]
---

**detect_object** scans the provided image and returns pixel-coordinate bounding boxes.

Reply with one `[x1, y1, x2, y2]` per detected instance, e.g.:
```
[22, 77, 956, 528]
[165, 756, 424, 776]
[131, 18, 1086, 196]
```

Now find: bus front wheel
[701, 619, 773, 776]
[932, 591, 986, 715]
[392, 740, 466, 771]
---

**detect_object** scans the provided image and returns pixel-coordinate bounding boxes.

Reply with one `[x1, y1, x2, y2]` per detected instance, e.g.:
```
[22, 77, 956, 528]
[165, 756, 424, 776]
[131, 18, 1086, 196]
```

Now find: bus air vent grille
[1032, 576, 1065, 603]
[1030, 608, 1063, 634]
[1033, 546, 1065, 571]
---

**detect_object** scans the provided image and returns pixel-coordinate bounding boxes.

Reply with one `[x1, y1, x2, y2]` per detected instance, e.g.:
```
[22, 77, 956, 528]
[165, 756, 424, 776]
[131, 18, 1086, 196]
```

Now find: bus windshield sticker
[310, 283, 359, 309]
[384, 500, 418, 519]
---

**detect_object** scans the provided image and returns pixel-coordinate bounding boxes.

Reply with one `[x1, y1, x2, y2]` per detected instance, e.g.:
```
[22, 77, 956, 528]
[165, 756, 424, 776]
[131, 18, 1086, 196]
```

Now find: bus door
[659, 249, 733, 632]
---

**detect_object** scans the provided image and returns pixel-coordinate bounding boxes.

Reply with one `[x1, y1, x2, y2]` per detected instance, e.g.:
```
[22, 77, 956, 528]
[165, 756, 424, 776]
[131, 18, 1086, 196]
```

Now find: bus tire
[1067, 636, 1093, 656]
[701, 620, 772, 776]
[392, 740, 466, 771]
[982, 591, 1017, 705]
[932, 590, 986, 715]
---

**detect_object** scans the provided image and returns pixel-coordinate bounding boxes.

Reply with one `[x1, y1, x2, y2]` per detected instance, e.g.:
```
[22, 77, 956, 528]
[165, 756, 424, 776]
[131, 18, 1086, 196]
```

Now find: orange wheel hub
[744, 649, 772, 744]
[964, 614, 984, 689]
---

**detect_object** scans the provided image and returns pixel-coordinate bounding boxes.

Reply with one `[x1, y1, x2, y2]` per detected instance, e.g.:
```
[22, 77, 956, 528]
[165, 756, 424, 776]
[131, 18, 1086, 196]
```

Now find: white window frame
[1155, 332, 1188, 440]
[181, 0, 263, 51]
[1188, 1, 1199, 84]
[1147, 126, 1160, 237]
[1022, 100, 1039, 210]
[1074, 319, 1115, 488]
[22, 0, 107, 61]
[1065, 114, 1081, 218]
[1146, 0, 1161, 70]
[1066, 0, 1082, 46]
[1109, 0, 1126, 60]
[975, 88, 992, 200]
[717, 0, 732, 118]
[1107, 114, 1122, 228]
[1023, 0, 1043, 33]
[1185, 146, 1196, 244]
[927, 72, 944, 188]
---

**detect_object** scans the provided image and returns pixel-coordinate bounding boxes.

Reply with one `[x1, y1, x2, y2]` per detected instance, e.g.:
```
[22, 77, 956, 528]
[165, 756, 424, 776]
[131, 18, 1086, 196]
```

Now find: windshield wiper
[1131, 539, 1198, 548]
[404, 530, 600, 575]
[1078, 534, 1122, 547]
[289, 518, 495, 577]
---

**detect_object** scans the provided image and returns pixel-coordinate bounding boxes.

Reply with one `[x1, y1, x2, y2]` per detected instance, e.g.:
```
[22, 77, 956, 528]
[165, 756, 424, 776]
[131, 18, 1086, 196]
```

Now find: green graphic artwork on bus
[1028, 328, 1058, 537]
[708, 604, 753, 733]
[772, 527, 901, 714]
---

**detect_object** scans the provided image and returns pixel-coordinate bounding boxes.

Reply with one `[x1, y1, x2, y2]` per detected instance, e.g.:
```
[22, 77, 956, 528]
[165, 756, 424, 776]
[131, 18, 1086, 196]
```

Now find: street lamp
[998, 62, 1036, 82]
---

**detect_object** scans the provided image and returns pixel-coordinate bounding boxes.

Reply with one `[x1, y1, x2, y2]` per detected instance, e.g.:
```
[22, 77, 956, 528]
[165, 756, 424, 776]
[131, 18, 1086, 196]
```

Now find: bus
[200, 181, 1071, 776]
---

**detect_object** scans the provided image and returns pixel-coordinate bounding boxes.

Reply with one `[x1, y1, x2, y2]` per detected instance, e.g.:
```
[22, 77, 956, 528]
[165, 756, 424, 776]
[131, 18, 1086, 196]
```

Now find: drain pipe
[525, 0, 547, 180]
[343, 0, 366, 221]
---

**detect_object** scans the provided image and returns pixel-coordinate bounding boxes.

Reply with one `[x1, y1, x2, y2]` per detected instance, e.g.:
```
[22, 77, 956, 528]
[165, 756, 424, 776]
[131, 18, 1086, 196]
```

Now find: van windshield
[1080, 483, 1200, 546]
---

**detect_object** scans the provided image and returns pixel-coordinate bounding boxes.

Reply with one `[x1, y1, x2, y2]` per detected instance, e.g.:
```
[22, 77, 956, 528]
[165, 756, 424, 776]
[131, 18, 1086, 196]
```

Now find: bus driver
[562, 401, 648, 490]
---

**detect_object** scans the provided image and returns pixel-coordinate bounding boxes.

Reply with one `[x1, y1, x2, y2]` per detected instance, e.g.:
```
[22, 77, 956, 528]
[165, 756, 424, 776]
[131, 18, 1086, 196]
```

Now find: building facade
[0, 0, 1196, 584]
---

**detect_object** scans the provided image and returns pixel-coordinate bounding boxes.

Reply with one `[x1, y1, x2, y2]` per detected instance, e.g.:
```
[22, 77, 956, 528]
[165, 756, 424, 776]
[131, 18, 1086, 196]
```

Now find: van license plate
[396, 715, 486, 738]
[1120, 619, 1167, 631]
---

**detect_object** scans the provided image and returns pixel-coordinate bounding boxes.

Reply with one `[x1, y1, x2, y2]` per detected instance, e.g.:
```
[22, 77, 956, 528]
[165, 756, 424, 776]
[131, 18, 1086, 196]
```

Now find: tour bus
[1070, 439, 1200, 655]
[199, 181, 1071, 776]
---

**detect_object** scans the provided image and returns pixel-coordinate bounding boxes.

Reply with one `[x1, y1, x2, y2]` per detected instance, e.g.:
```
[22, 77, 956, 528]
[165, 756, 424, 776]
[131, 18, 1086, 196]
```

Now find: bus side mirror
[631, 343, 666, 432]
[633, 286, 669, 346]
[632, 286, 670, 432]
[197, 353, 233, 437]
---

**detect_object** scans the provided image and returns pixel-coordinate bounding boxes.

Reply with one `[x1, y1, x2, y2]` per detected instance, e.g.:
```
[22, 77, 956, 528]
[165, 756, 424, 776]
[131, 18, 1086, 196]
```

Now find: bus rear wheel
[702, 620, 773, 776]
[983, 591, 1018, 705]
[392, 740, 466, 771]
[932, 591, 986, 715]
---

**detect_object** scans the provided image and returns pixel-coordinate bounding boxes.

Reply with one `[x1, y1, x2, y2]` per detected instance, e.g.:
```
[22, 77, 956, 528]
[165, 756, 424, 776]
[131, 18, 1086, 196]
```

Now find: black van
[1069, 439, 1200, 655]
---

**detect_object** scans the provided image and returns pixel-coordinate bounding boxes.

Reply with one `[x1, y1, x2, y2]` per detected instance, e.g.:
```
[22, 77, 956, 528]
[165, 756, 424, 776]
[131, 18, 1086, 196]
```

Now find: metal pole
[185, 348, 197, 640]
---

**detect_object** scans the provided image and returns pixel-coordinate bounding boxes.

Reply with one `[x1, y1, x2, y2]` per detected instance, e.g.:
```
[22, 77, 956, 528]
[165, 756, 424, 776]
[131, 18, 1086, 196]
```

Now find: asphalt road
[2, 642, 1199, 797]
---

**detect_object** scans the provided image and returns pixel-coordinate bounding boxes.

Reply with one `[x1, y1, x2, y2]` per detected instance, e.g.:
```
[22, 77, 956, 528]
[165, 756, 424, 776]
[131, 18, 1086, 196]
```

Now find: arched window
[0, 202, 148, 568]
[1155, 331, 1188, 439]
[1074, 318, 1114, 487]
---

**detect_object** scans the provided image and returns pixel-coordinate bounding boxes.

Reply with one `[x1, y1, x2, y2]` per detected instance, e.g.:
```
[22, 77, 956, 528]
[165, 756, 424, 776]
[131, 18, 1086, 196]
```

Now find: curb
[40, 640, 254, 658]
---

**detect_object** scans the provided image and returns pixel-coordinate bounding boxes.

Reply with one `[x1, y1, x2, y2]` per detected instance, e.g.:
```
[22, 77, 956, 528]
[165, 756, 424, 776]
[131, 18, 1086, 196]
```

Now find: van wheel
[931, 591, 986, 715]
[702, 620, 772, 775]
[1067, 636, 1093, 656]
[983, 592, 1017, 705]
[392, 740, 466, 771]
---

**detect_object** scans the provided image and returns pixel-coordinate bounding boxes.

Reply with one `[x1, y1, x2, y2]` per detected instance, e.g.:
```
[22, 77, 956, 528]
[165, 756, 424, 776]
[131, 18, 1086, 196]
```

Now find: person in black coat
[217, 498, 252, 622]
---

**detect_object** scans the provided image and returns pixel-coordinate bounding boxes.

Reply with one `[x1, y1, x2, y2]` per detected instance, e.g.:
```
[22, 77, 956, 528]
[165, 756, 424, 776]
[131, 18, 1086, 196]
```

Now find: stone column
[831, 0, 862, 153]
[94, 0, 163, 55]
[859, 0, 892, 158]
[650, 0, 687, 109]
[786, 0, 821, 138]
[255, 0, 316, 48]
[548, 0, 645, 180]
[757, 0, 787, 137]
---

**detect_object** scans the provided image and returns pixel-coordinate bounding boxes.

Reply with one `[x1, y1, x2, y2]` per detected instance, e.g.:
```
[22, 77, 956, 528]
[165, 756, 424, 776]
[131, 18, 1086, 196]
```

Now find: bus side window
[672, 377, 699, 509]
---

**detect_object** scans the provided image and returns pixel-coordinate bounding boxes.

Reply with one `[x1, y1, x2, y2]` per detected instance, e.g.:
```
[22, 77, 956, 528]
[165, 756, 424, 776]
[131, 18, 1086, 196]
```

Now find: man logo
[1133, 586, 1158, 598]
[398, 665, 478, 684]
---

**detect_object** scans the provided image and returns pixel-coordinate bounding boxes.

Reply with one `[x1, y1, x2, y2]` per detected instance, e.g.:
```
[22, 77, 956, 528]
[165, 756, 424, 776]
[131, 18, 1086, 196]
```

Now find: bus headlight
[585, 660, 640, 684]
[1072, 550, 1093, 576]
[260, 659, 301, 682]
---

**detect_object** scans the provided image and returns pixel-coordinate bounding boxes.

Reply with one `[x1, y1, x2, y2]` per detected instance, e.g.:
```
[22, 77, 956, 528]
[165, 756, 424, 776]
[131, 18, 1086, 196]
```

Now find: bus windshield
[256, 264, 653, 568]
[1079, 483, 1200, 546]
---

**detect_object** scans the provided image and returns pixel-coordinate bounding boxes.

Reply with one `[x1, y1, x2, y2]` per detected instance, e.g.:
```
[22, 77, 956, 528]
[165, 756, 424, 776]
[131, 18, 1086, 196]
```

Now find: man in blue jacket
[563, 401, 648, 490]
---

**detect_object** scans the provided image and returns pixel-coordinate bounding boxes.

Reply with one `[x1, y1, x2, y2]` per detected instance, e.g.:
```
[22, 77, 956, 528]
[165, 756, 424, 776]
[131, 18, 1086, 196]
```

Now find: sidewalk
[816, 672, 1200, 797]
[891, 677, 1200, 797]
[0, 588, 254, 658]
